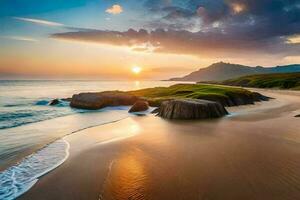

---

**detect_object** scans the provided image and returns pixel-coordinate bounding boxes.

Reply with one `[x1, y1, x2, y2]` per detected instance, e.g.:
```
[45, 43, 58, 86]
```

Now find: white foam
[0, 139, 70, 200]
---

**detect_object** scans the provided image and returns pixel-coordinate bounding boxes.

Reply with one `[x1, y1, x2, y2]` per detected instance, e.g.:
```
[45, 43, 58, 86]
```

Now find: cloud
[149, 66, 195, 73]
[1, 36, 38, 42]
[51, 28, 300, 58]
[230, 3, 246, 14]
[50, 0, 300, 60]
[13, 17, 98, 32]
[287, 35, 300, 44]
[14, 17, 64, 27]
[142, 0, 300, 39]
[106, 5, 123, 15]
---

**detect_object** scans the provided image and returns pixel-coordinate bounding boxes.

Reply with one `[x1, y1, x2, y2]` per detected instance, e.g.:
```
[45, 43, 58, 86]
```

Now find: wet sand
[19, 89, 300, 200]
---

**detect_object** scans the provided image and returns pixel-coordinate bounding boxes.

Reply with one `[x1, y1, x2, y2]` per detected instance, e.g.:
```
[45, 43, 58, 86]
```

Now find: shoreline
[0, 107, 156, 200]
[18, 89, 300, 200]
[0, 106, 138, 171]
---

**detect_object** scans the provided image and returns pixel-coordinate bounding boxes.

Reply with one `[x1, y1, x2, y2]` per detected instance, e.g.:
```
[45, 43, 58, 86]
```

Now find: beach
[19, 89, 300, 200]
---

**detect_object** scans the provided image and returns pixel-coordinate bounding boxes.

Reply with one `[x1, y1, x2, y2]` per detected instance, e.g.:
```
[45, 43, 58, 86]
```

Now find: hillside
[169, 62, 300, 82]
[219, 73, 300, 90]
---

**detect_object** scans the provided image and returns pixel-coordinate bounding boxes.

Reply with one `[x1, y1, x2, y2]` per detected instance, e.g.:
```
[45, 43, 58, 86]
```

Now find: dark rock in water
[70, 91, 139, 110]
[129, 100, 149, 113]
[49, 99, 60, 106]
[61, 98, 72, 102]
[295, 114, 300, 117]
[158, 99, 228, 120]
[151, 107, 160, 114]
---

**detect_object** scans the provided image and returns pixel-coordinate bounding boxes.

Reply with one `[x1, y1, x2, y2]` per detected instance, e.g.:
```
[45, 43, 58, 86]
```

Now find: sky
[0, 0, 300, 80]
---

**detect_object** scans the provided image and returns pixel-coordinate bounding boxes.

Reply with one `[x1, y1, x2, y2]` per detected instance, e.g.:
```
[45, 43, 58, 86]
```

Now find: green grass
[221, 73, 300, 89]
[129, 84, 255, 106]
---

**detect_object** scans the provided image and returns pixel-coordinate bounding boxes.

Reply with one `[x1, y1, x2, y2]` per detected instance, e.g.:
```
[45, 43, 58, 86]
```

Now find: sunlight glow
[132, 66, 142, 74]
[231, 3, 246, 14]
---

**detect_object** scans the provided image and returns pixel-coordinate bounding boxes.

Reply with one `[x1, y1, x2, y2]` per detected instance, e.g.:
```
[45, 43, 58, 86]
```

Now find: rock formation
[70, 91, 139, 110]
[158, 99, 228, 120]
[197, 92, 270, 107]
[129, 100, 149, 113]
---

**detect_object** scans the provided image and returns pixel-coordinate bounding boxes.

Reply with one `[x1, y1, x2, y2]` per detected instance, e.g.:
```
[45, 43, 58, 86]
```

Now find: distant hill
[169, 62, 300, 82]
[219, 72, 300, 90]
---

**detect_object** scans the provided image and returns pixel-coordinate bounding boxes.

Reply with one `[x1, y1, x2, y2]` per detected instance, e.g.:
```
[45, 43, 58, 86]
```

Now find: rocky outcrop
[49, 99, 60, 106]
[252, 92, 271, 101]
[197, 92, 270, 107]
[70, 91, 139, 110]
[129, 100, 149, 113]
[295, 114, 300, 118]
[158, 99, 228, 120]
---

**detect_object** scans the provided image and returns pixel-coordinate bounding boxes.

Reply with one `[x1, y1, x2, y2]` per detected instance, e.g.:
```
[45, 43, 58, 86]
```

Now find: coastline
[18, 89, 300, 200]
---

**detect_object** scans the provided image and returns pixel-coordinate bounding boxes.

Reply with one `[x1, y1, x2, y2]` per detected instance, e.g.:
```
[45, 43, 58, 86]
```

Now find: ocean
[0, 80, 182, 199]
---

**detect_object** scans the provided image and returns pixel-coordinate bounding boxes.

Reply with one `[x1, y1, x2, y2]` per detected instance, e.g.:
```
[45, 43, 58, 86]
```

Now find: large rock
[158, 99, 228, 120]
[70, 91, 139, 110]
[129, 100, 149, 113]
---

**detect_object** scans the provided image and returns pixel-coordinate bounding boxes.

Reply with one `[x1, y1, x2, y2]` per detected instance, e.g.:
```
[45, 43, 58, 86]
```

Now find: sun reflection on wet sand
[103, 150, 148, 200]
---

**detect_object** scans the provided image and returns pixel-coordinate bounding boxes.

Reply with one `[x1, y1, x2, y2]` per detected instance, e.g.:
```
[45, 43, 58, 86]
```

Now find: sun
[132, 66, 142, 74]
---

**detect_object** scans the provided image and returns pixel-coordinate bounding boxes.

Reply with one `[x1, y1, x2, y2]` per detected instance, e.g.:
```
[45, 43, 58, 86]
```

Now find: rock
[61, 98, 72, 102]
[158, 99, 228, 120]
[192, 92, 270, 107]
[70, 91, 139, 110]
[295, 114, 300, 117]
[151, 107, 160, 114]
[129, 100, 149, 113]
[252, 92, 271, 101]
[49, 99, 60, 106]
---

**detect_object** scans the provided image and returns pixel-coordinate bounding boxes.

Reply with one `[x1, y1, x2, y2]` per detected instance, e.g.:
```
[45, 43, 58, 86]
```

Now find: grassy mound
[129, 84, 267, 107]
[220, 73, 300, 89]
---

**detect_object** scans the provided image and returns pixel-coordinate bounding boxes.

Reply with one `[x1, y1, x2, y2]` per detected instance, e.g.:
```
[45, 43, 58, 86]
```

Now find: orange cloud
[106, 5, 123, 15]
[231, 3, 246, 14]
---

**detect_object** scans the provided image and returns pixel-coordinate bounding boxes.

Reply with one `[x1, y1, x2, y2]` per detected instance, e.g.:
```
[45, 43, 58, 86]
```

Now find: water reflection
[134, 81, 140, 90]
[104, 150, 148, 200]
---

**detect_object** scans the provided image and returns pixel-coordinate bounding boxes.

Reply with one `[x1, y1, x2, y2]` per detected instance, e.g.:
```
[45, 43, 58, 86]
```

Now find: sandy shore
[19, 89, 300, 200]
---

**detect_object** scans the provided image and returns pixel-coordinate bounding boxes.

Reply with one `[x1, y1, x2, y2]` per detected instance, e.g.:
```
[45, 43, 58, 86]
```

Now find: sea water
[0, 80, 181, 199]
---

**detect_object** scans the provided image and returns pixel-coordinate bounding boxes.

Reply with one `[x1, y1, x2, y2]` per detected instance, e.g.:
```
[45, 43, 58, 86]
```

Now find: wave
[3, 104, 29, 108]
[0, 110, 68, 130]
[0, 139, 70, 200]
[0, 100, 80, 130]
[3, 99, 68, 107]
[34, 100, 49, 106]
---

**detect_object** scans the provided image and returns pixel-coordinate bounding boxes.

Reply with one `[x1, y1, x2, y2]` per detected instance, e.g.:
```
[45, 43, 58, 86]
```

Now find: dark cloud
[51, 0, 300, 59]
[51, 28, 300, 58]
[143, 0, 300, 39]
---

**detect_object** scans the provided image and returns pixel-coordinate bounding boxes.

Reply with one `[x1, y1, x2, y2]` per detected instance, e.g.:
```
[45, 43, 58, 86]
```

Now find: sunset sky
[0, 0, 299, 80]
